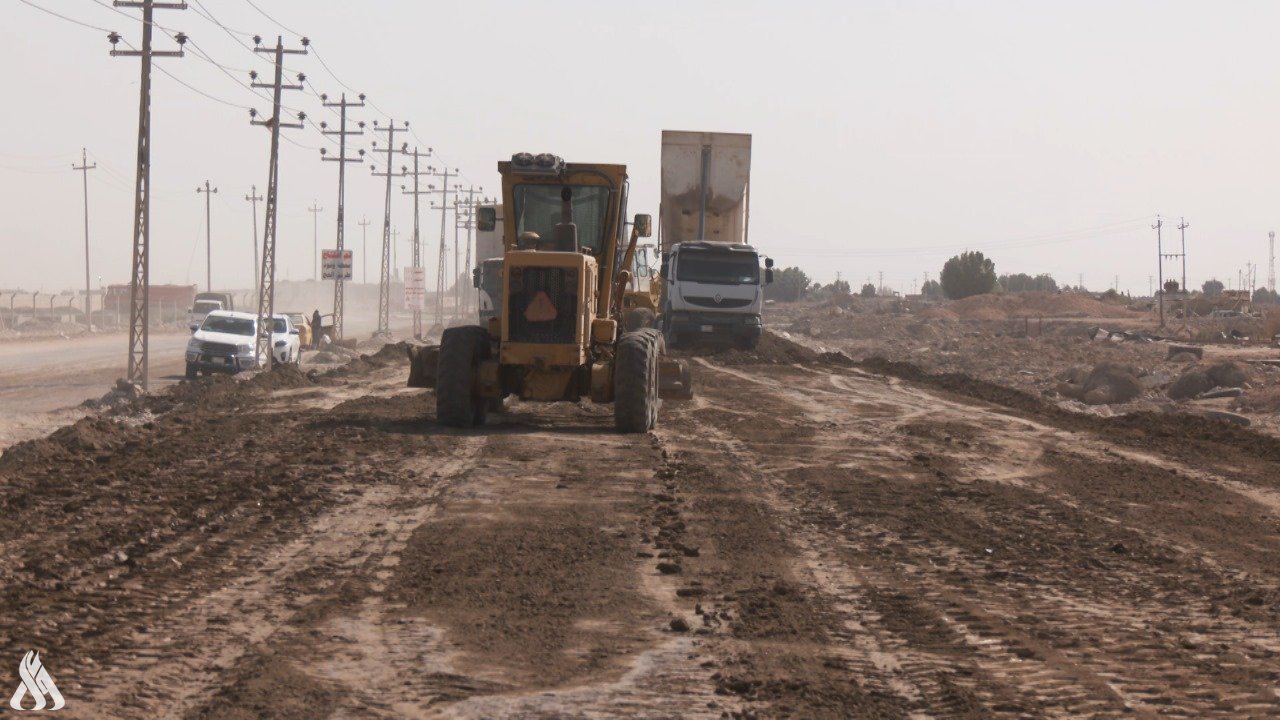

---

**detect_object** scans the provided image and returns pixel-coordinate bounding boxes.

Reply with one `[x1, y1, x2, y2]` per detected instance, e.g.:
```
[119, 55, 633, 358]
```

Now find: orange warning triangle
[524, 291, 558, 322]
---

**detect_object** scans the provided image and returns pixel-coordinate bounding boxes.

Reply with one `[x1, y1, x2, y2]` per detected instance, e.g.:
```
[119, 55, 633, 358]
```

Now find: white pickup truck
[185, 310, 300, 378]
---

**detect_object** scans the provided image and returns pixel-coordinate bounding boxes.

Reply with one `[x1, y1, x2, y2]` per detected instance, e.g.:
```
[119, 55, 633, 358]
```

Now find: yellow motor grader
[430, 152, 692, 432]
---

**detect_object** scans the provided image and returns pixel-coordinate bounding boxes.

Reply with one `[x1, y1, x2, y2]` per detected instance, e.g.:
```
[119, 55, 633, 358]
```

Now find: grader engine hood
[500, 250, 598, 368]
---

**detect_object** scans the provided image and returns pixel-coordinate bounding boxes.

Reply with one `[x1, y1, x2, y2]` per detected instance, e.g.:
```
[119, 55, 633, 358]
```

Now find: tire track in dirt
[681, 358, 1280, 717]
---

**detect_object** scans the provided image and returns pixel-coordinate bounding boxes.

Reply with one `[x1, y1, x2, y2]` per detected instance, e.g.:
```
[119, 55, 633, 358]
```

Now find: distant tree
[829, 279, 851, 296]
[765, 267, 811, 302]
[1164, 279, 1180, 294]
[998, 273, 1058, 293]
[1202, 279, 1224, 297]
[940, 251, 997, 300]
[1253, 287, 1279, 304]
[1101, 288, 1120, 301]
[859, 283, 877, 298]
[920, 279, 943, 299]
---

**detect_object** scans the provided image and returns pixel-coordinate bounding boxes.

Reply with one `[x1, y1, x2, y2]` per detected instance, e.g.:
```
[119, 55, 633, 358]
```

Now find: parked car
[185, 310, 300, 378]
[284, 312, 312, 348]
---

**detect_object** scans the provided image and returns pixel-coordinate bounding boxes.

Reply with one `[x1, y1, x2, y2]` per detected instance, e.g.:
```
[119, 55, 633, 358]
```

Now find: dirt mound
[365, 341, 413, 366]
[703, 332, 819, 365]
[862, 355, 1280, 463]
[1235, 387, 1280, 413]
[1059, 363, 1143, 405]
[1206, 361, 1248, 388]
[946, 292, 1132, 321]
[1168, 361, 1248, 400]
[325, 341, 414, 378]
[81, 378, 147, 411]
[917, 306, 959, 321]
[248, 363, 317, 391]
[0, 416, 141, 468]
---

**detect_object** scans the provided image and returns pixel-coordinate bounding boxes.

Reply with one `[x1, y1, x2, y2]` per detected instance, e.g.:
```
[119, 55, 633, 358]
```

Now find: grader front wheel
[615, 328, 661, 433]
[436, 326, 491, 428]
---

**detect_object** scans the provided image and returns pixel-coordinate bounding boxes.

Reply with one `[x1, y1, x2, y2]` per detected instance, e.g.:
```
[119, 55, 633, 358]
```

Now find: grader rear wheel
[622, 307, 656, 332]
[615, 328, 660, 433]
[436, 326, 491, 427]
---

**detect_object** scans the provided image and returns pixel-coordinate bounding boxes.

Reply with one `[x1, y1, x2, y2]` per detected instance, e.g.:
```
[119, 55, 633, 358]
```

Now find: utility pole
[73, 149, 96, 331]
[370, 119, 408, 336]
[1270, 231, 1277, 294]
[391, 227, 400, 276]
[197, 180, 217, 291]
[245, 186, 262, 296]
[427, 166, 458, 328]
[1148, 275, 1153, 297]
[249, 34, 308, 369]
[878, 270, 884, 296]
[1154, 215, 1166, 329]
[358, 216, 371, 284]
[1176, 218, 1189, 293]
[107, 0, 187, 390]
[319, 93, 365, 342]
[401, 146, 433, 339]
[456, 185, 482, 316]
[307, 202, 323, 282]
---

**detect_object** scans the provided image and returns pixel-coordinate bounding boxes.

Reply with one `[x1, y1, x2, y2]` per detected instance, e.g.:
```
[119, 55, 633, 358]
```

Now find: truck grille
[200, 341, 239, 355]
[508, 267, 578, 344]
[683, 295, 752, 309]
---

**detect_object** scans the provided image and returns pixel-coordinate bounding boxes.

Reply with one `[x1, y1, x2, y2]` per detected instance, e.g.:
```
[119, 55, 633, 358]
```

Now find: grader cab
[432, 152, 692, 432]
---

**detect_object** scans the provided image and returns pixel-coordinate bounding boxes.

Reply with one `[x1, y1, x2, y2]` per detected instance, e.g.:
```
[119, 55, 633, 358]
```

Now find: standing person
[311, 309, 323, 350]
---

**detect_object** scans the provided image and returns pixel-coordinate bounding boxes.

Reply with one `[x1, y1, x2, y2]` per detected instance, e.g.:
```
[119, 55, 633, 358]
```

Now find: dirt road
[1, 339, 1278, 717]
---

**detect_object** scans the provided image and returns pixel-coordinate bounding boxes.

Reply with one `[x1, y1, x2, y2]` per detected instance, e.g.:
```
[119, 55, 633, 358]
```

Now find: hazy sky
[4, 0, 1280, 297]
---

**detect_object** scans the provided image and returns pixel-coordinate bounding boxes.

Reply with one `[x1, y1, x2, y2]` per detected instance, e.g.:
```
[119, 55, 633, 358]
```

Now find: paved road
[0, 312, 425, 451]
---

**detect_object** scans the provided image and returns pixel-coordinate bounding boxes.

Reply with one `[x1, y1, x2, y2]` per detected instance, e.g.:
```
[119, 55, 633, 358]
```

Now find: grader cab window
[513, 184, 609, 254]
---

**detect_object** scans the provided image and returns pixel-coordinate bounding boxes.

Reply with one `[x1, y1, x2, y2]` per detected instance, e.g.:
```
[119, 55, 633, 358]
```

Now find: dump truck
[659, 130, 773, 350]
[473, 257, 504, 324]
[471, 203, 505, 324]
[425, 152, 692, 432]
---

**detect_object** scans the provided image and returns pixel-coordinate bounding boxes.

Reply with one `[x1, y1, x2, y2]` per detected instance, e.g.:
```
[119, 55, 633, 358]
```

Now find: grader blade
[658, 357, 693, 399]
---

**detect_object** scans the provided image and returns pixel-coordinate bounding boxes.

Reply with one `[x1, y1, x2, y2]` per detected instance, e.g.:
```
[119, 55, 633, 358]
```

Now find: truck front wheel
[436, 326, 491, 427]
[615, 329, 660, 433]
[185, 362, 198, 380]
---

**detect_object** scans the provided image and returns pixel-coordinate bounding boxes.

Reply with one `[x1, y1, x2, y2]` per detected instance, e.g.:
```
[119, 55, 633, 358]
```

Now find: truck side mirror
[472, 268, 481, 288]
[765, 257, 774, 269]
[189, 323, 199, 333]
[634, 213, 652, 238]
[477, 207, 497, 232]
[765, 268, 775, 285]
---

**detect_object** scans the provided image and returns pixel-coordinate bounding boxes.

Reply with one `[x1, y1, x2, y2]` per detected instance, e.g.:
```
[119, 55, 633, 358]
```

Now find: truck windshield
[513, 184, 609, 254]
[675, 252, 760, 285]
[201, 315, 255, 336]
[193, 301, 221, 314]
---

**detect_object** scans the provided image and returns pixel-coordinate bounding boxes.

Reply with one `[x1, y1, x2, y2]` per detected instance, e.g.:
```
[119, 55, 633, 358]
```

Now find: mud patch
[390, 507, 652, 689]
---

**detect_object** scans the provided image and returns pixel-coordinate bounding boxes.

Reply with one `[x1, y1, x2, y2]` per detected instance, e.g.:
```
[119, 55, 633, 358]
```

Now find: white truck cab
[185, 310, 300, 378]
[663, 242, 773, 349]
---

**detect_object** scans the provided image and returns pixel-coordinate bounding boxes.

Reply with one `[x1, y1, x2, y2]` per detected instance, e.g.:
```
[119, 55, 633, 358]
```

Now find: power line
[188, 0, 254, 36]
[242, 0, 304, 38]
[18, 0, 112, 32]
